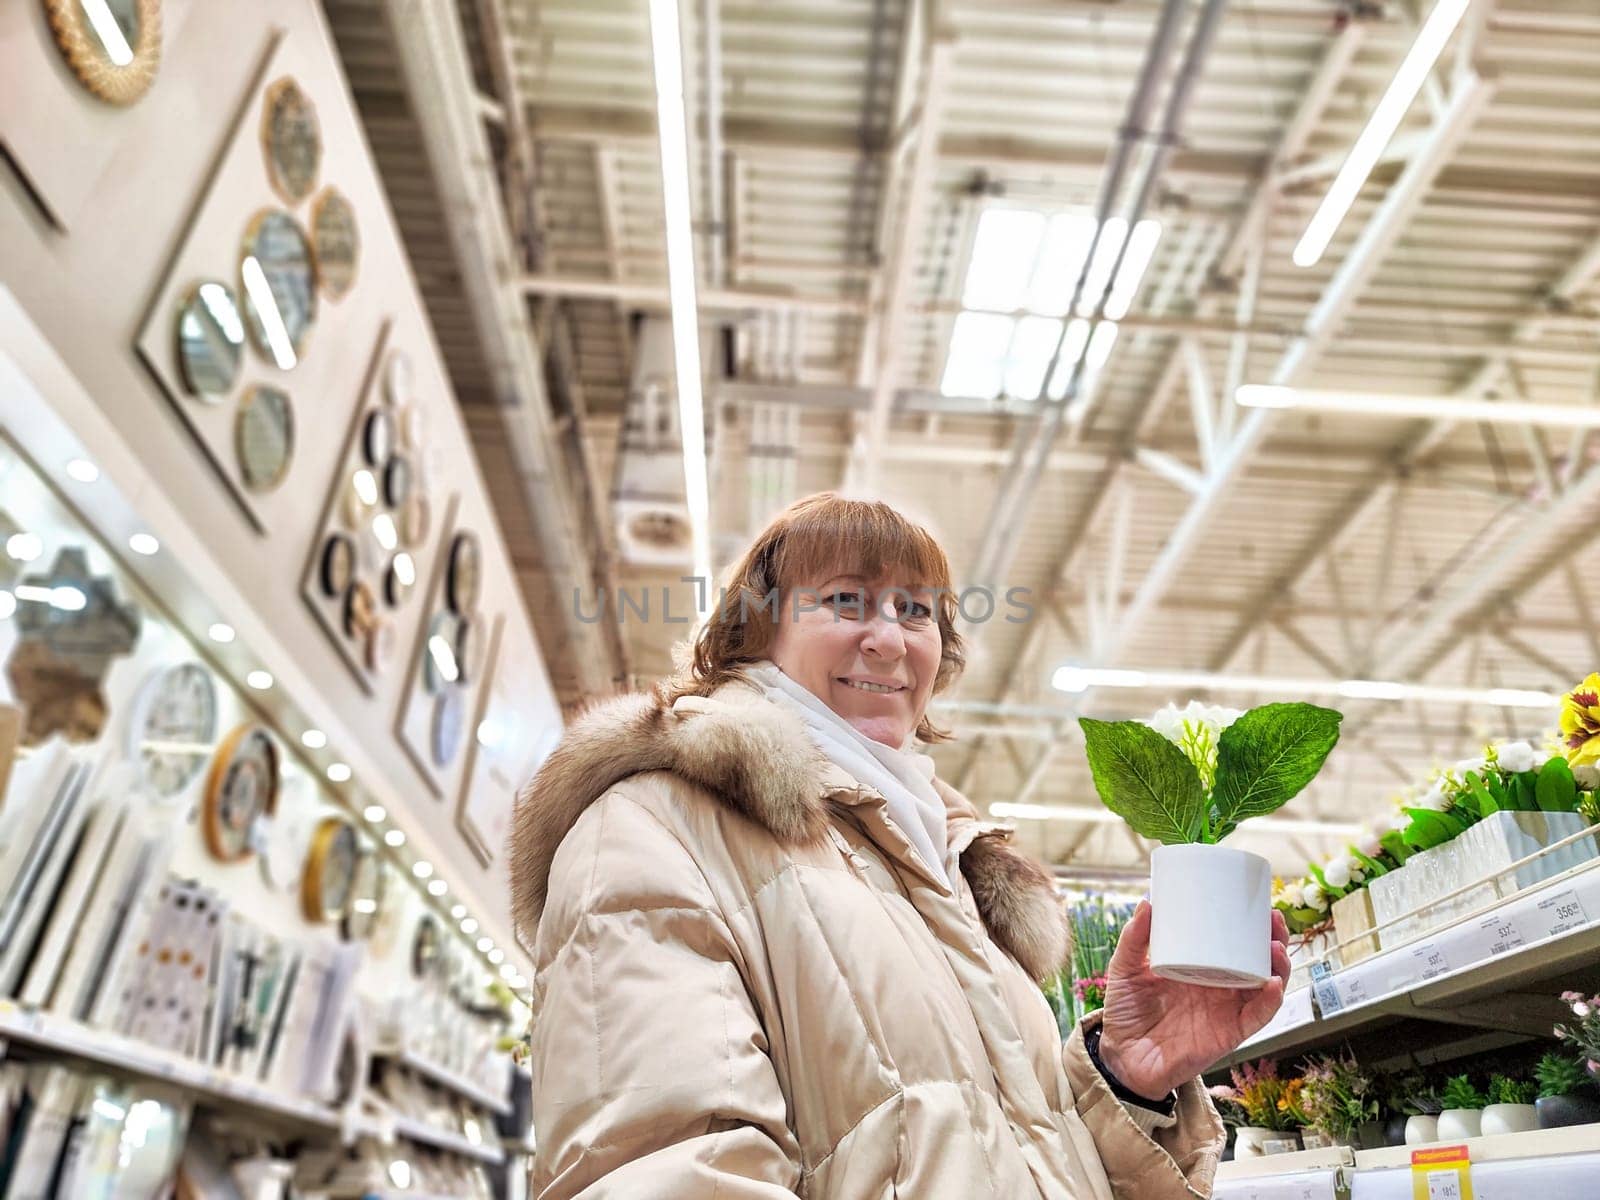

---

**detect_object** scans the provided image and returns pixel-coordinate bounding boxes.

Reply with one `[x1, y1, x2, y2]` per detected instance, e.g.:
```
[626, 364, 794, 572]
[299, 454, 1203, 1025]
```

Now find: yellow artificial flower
[1560, 674, 1600, 767]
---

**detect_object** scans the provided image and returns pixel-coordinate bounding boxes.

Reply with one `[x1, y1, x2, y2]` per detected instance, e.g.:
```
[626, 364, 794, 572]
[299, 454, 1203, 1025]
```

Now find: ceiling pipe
[966, 0, 1214, 595]
[701, 0, 727, 289]
[380, 0, 618, 696]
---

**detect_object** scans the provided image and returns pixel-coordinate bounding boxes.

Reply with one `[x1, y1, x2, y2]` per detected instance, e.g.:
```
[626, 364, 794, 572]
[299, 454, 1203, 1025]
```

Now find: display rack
[0, 1000, 340, 1133]
[1215, 853, 1600, 1072]
[391, 1114, 505, 1166]
[1217, 1123, 1600, 1200]
[388, 1046, 511, 1116]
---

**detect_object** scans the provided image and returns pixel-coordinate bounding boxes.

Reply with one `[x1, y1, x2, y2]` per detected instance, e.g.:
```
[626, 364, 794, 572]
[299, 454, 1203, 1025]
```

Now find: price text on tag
[1477, 912, 1524, 957]
[1410, 941, 1450, 981]
[1538, 888, 1588, 938]
[1411, 1144, 1472, 1200]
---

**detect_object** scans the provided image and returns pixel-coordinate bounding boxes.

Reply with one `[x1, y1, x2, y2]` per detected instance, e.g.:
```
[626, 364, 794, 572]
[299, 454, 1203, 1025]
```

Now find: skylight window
[942, 207, 1161, 401]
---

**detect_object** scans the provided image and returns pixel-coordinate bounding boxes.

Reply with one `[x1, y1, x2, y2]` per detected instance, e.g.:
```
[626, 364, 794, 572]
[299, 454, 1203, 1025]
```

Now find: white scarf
[743, 662, 950, 888]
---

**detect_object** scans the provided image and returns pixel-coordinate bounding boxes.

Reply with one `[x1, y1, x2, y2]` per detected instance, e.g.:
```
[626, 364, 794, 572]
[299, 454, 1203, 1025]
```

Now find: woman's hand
[1097, 901, 1291, 1101]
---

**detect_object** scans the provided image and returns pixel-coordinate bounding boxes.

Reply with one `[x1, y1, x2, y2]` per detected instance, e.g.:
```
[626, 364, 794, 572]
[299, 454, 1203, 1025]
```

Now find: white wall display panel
[0, 0, 198, 230]
[133, 30, 376, 534]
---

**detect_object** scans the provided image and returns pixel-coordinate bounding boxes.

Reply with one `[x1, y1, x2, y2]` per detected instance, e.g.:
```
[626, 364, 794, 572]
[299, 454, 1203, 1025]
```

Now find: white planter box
[1367, 811, 1599, 943]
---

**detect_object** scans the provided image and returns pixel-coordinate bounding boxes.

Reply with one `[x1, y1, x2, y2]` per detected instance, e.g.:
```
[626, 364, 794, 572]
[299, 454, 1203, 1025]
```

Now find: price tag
[1477, 911, 1525, 957]
[1339, 974, 1370, 1007]
[1410, 941, 1450, 981]
[1310, 960, 1343, 1015]
[1411, 1144, 1472, 1200]
[1537, 888, 1588, 937]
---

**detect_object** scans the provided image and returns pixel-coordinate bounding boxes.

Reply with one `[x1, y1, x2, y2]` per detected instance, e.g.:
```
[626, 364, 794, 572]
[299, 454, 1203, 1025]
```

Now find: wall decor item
[174, 281, 245, 400]
[411, 914, 440, 980]
[319, 532, 355, 597]
[422, 611, 460, 695]
[311, 186, 359, 300]
[257, 776, 315, 894]
[382, 454, 411, 508]
[383, 555, 413, 609]
[431, 688, 465, 768]
[125, 661, 217, 800]
[42, 0, 163, 106]
[445, 532, 480, 616]
[361, 407, 394, 468]
[454, 615, 481, 687]
[341, 843, 384, 941]
[6, 545, 142, 746]
[261, 76, 320, 204]
[201, 723, 279, 861]
[299, 323, 438, 693]
[235, 384, 294, 491]
[457, 616, 547, 867]
[240, 209, 317, 369]
[300, 816, 358, 923]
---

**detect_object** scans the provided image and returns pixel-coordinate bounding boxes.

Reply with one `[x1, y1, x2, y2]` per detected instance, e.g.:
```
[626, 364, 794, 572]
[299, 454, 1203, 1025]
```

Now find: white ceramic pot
[1437, 1108, 1483, 1141]
[1149, 844, 1272, 988]
[1480, 1103, 1538, 1136]
[1404, 1115, 1440, 1145]
[1233, 1127, 1277, 1158]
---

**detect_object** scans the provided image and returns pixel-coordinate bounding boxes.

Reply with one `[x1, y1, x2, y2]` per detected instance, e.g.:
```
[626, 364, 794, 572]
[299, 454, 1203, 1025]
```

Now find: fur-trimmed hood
[510, 681, 1069, 980]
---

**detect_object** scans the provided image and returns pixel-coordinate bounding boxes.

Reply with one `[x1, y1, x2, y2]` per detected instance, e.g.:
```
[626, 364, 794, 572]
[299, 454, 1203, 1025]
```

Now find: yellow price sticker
[1411, 1144, 1472, 1200]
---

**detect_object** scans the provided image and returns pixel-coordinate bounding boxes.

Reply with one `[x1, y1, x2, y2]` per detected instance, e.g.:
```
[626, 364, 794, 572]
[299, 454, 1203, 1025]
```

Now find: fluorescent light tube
[1293, 0, 1472, 268]
[1237, 384, 1600, 429]
[1051, 665, 1556, 709]
[648, 0, 712, 600]
[990, 801, 1361, 838]
[1103, 220, 1162, 320]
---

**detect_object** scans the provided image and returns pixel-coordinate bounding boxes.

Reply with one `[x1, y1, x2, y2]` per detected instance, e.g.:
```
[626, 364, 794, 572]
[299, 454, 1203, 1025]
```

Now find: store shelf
[1213, 858, 1600, 1072]
[1352, 1122, 1600, 1170]
[384, 1048, 511, 1117]
[1218, 1146, 1355, 1179]
[0, 1001, 340, 1132]
[392, 1115, 506, 1165]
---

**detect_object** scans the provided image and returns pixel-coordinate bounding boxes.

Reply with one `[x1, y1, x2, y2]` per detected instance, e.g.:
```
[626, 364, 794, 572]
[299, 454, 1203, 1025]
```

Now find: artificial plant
[1079, 701, 1343, 845]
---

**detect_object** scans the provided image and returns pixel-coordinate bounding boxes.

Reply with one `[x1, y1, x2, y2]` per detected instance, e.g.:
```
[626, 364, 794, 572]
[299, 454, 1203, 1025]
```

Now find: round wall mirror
[44, 0, 161, 106]
[341, 846, 385, 941]
[175, 281, 244, 400]
[301, 816, 359, 923]
[240, 210, 316, 369]
[261, 77, 321, 204]
[312, 187, 359, 300]
[446, 532, 481, 615]
[235, 386, 294, 491]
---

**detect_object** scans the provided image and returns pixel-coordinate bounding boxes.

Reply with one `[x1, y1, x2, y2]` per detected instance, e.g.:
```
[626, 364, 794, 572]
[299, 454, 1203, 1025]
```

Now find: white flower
[1356, 831, 1383, 857]
[1453, 755, 1488, 778]
[1351, 867, 1366, 885]
[1577, 1002, 1592, 1019]
[1305, 885, 1330, 913]
[1277, 882, 1304, 909]
[1323, 856, 1351, 889]
[1144, 700, 1242, 745]
[1388, 809, 1412, 832]
[1417, 781, 1452, 812]
[1496, 740, 1538, 773]
[1575, 763, 1600, 790]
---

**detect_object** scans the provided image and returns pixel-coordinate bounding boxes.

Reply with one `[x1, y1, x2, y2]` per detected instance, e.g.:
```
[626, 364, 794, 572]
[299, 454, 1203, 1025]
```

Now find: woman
[512, 493, 1289, 1199]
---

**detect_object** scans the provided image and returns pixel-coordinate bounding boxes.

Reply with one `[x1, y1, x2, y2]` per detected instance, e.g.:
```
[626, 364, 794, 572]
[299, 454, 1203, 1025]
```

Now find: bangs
[768, 494, 952, 594]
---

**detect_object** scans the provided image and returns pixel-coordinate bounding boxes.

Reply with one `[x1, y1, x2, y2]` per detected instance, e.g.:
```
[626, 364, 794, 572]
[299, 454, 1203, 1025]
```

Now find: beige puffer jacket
[511, 680, 1223, 1199]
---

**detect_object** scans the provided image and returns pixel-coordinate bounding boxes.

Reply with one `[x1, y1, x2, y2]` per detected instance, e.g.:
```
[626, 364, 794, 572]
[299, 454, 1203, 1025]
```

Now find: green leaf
[1379, 829, 1414, 865]
[1211, 703, 1343, 827]
[1507, 772, 1537, 813]
[1078, 718, 1208, 844]
[1350, 847, 1389, 878]
[1537, 757, 1578, 813]
[1402, 806, 1471, 851]
[1464, 771, 1498, 816]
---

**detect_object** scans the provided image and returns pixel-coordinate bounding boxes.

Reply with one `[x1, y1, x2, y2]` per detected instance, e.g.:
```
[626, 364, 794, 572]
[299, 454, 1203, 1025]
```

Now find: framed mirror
[385, 350, 412, 408]
[43, 0, 162, 106]
[423, 611, 461, 694]
[311, 187, 358, 300]
[202, 724, 279, 862]
[319, 532, 355, 598]
[446, 532, 481, 615]
[383, 554, 413, 609]
[301, 816, 359, 923]
[362, 408, 394, 469]
[261, 77, 321, 205]
[365, 618, 396, 673]
[382, 455, 411, 509]
[432, 687, 465, 767]
[235, 385, 294, 491]
[342, 579, 377, 641]
[399, 492, 430, 548]
[240, 210, 316, 369]
[175, 281, 245, 400]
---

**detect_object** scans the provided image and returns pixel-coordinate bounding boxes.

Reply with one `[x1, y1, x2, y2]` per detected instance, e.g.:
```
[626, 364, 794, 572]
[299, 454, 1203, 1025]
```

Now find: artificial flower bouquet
[1081, 700, 1342, 986]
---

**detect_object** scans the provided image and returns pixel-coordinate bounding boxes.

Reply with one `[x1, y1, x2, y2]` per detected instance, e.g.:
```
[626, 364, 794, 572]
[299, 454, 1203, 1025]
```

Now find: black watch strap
[1084, 1022, 1178, 1116]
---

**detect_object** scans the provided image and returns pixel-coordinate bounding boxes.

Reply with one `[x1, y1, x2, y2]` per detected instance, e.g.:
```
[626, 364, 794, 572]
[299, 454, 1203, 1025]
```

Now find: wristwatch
[1084, 1022, 1177, 1116]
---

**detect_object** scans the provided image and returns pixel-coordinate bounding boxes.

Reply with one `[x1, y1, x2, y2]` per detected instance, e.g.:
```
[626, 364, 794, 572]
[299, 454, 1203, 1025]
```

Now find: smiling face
[769, 575, 943, 748]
